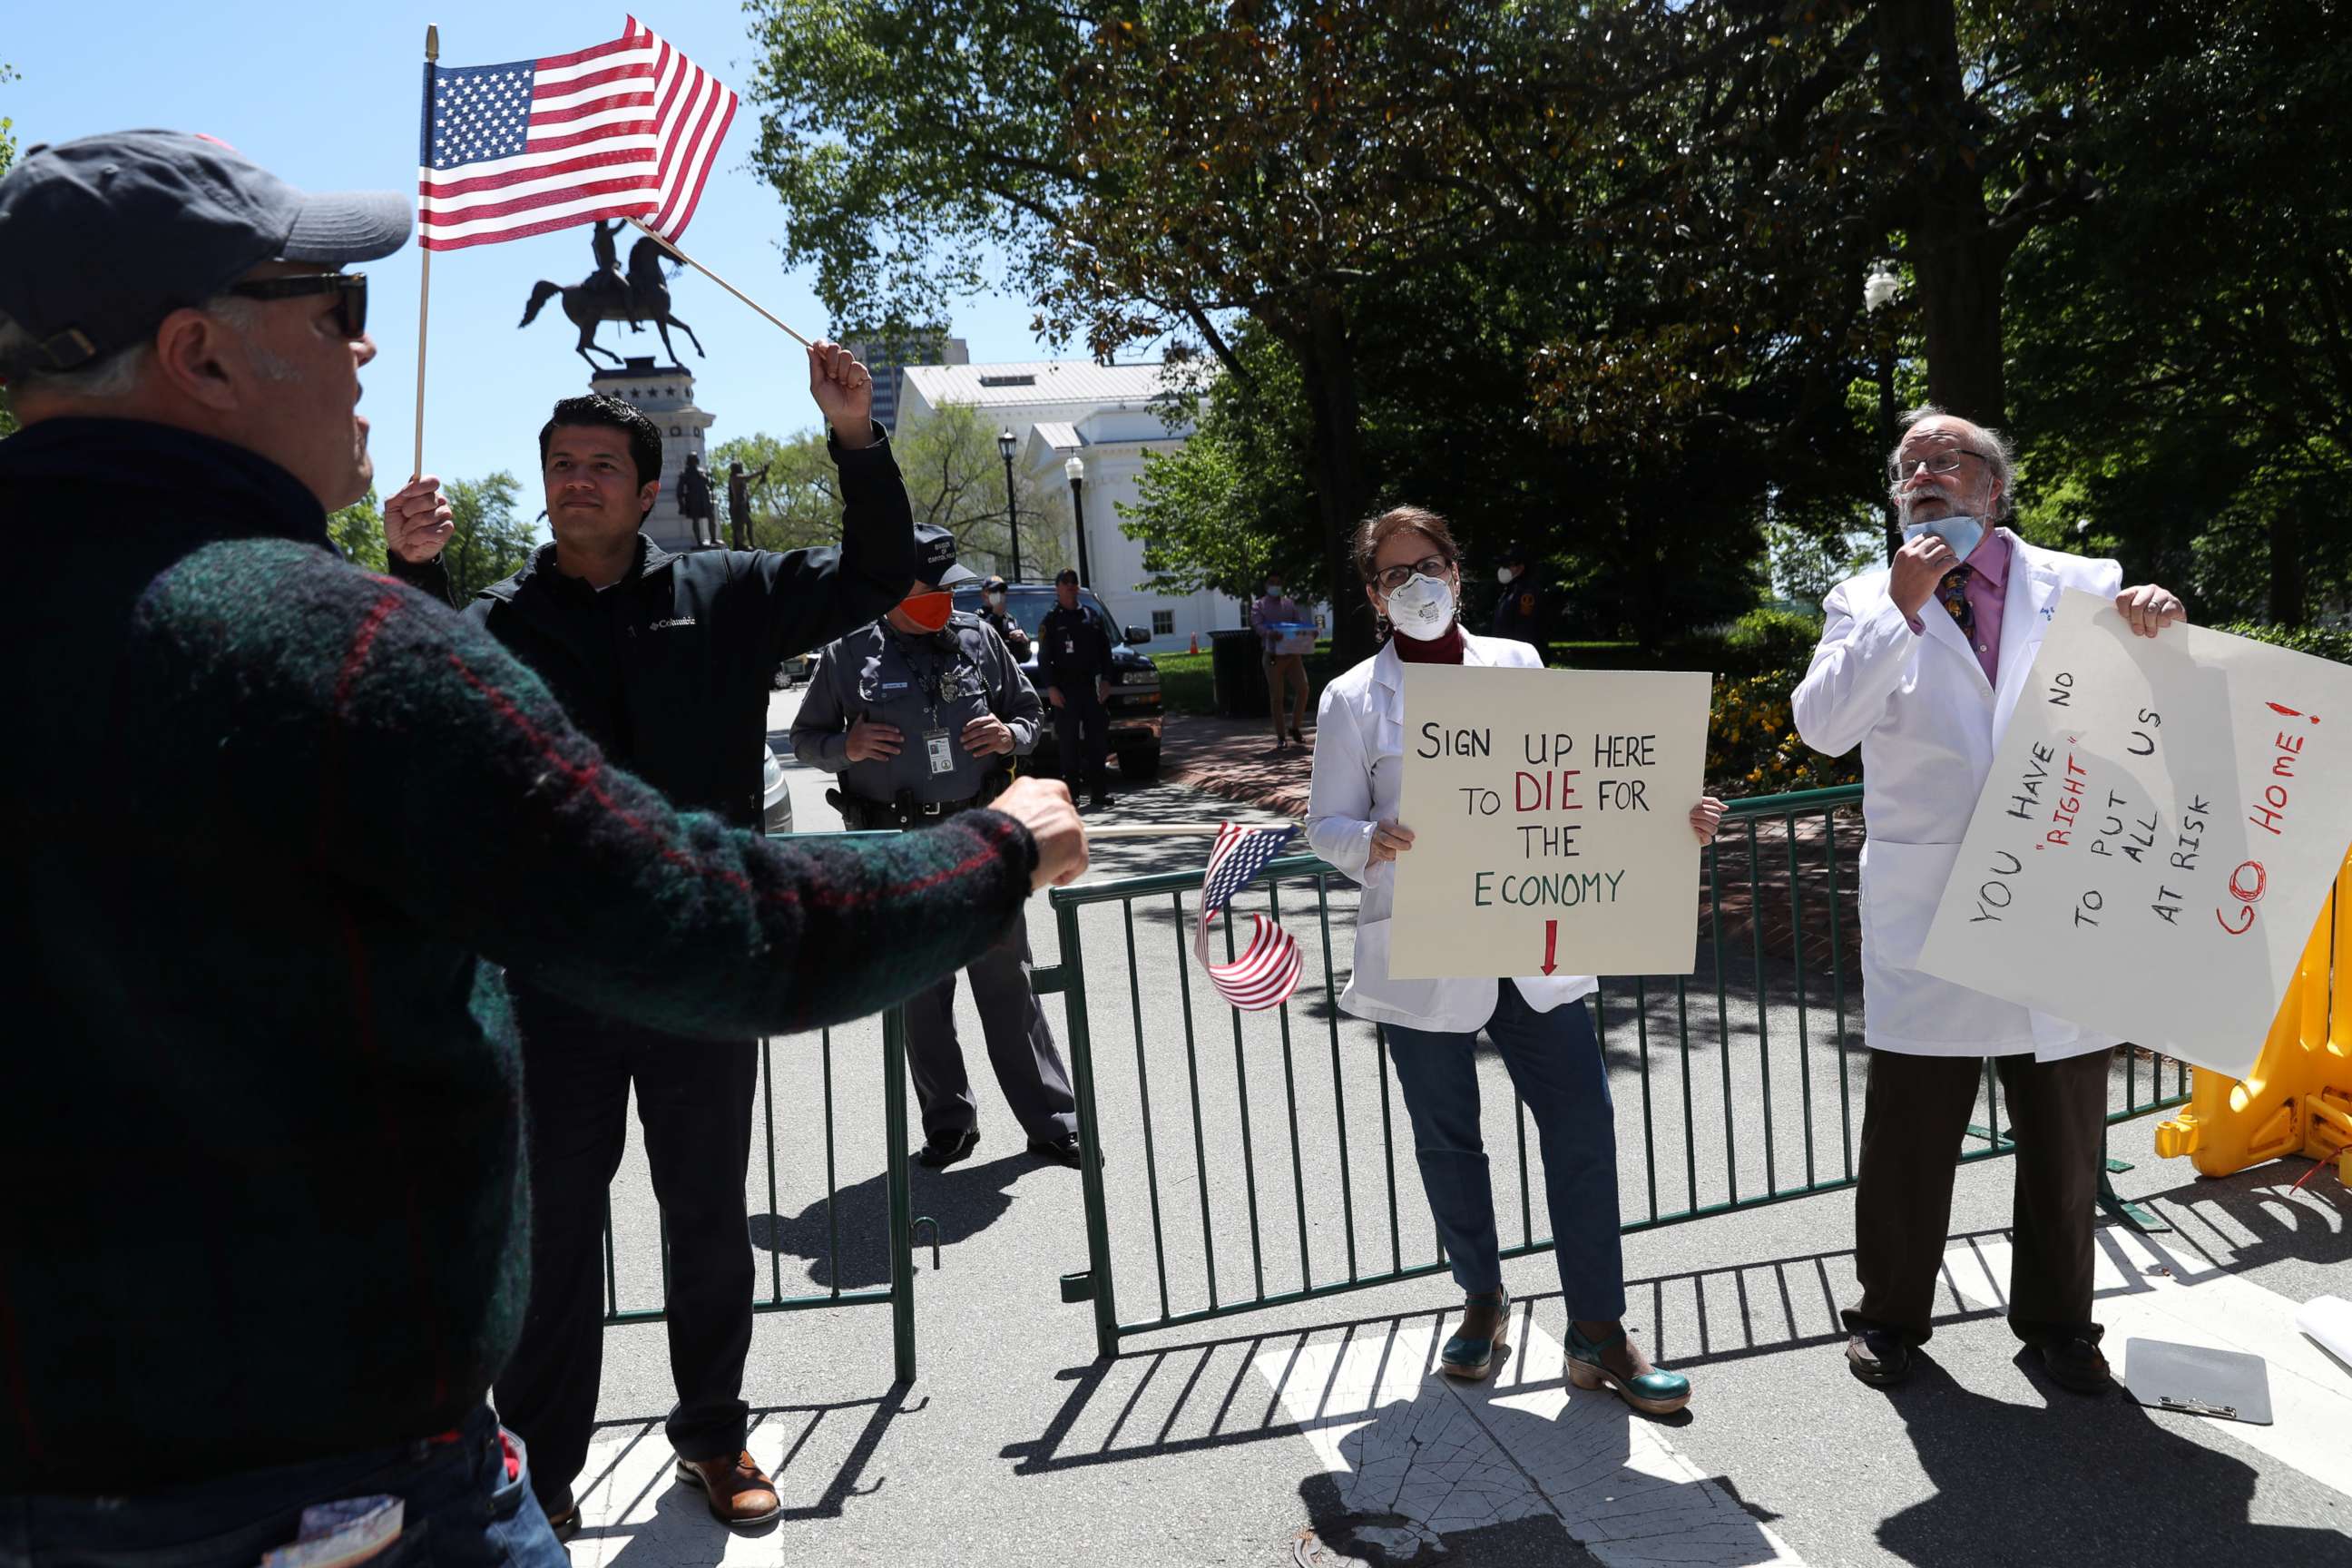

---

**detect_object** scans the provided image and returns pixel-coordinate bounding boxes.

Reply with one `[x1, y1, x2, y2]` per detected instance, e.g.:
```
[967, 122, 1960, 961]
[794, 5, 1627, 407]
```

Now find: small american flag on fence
[1192, 823, 1303, 1012]
[416, 18, 735, 252]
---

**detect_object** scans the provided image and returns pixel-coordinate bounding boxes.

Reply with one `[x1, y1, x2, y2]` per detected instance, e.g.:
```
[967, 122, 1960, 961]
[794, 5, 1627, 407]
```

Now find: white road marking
[1256, 1310, 1807, 1566]
[1940, 1227, 2352, 1496]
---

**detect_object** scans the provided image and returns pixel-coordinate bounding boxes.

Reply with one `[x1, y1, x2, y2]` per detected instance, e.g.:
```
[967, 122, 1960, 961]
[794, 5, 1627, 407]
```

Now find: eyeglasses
[1890, 445, 1985, 480]
[222, 272, 368, 339]
[1372, 554, 1453, 593]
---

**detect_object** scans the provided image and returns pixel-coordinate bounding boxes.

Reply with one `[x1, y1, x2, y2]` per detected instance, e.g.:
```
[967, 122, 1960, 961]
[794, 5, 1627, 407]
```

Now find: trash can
[1210, 628, 1270, 720]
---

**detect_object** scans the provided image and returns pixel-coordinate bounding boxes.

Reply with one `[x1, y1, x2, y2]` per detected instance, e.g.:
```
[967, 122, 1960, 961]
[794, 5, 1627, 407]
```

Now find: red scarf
[1389, 622, 1465, 664]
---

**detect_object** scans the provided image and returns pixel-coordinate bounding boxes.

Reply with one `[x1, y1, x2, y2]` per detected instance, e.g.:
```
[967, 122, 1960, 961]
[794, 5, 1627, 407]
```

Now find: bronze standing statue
[519, 226, 707, 369]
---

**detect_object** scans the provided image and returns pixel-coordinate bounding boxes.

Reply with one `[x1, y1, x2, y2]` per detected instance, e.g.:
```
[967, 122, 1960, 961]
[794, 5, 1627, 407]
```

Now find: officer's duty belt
[829, 791, 981, 831]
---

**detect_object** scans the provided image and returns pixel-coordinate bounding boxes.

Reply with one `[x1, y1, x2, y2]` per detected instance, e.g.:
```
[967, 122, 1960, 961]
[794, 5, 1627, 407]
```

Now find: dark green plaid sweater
[0, 419, 1036, 1492]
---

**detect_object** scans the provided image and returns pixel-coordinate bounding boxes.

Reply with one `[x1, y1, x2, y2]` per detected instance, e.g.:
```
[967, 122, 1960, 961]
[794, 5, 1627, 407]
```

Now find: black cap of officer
[914, 523, 979, 588]
[0, 130, 411, 376]
[1499, 541, 1532, 568]
[1055, 567, 1081, 586]
[981, 573, 1010, 593]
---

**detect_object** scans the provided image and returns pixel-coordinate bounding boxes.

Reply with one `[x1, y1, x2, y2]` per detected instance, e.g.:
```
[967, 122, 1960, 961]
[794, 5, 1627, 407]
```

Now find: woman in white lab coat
[1306, 505, 1724, 1416]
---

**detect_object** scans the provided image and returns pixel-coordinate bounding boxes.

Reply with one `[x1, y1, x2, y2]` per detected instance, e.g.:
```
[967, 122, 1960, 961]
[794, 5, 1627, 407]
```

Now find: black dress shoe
[1847, 1329, 1912, 1387]
[2039, 1334, 2113, 1395]
[915, 1129, 980, 1169]
[542, 1491, 581, 1541]
[1026, 1132, 1087, 1168]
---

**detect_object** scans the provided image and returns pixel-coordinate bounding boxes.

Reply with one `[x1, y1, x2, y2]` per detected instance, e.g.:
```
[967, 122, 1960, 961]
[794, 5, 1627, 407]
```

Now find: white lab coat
[1791, 529, 2122, 1060]
[1306, 632, 1599, 1033]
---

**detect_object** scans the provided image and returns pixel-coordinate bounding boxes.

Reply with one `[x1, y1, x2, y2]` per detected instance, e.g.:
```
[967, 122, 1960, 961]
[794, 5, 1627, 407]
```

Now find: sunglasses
[223, 272, 368, 339]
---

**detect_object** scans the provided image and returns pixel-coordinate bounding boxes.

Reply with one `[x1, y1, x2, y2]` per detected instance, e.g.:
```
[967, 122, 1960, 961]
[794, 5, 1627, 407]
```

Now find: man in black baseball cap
[0, 131, 1087, 1563]
[0, 130, 409, 511]
[975, 572, 1032, 660]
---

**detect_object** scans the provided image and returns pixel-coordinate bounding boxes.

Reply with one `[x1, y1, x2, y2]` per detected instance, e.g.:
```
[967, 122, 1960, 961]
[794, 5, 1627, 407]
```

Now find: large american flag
[1192, 823, 1303, 1012]
[416, 18, 736, 252]
[622, 14, 739, 242]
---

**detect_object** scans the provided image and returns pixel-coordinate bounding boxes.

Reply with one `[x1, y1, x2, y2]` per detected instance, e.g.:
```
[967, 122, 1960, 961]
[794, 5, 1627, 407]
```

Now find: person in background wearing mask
[792, 528, 1085, 1170]
[1306, 505, 1725, 1416]
[1038, 567, 1115, 809]
[381, 356, 913, 1534]
[1491, 541, 1548, 662]
[977, 573, 1032, 662]
[1793, 406, 2184, 1397]
[1251, 567, 1311, 751]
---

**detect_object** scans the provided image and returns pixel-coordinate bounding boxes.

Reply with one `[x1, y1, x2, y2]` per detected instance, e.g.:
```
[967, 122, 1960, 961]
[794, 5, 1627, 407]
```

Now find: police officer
[976, 573, 1032, 661]
[793, 527, 1086, 1170]
[1038, 567, 1115, 809]
[1492, 541, 1549, 662]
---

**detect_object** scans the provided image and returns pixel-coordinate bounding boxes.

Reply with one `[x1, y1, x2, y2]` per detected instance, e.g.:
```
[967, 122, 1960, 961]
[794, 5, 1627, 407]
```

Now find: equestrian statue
[519, 218, 708, 369]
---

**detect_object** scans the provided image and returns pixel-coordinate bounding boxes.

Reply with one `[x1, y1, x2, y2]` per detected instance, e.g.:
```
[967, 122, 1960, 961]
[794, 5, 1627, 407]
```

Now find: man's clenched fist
[385, 475, 455, 565]
[994, 777, 1088, 891]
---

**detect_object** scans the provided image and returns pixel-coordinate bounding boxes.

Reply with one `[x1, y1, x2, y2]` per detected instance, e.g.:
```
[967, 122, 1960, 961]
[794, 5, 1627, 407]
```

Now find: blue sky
[5, 1, 1056, 498]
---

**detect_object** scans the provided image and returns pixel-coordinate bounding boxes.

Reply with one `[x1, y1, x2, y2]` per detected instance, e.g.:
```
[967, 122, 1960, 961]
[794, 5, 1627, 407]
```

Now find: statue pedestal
[590, 357, 715, 554]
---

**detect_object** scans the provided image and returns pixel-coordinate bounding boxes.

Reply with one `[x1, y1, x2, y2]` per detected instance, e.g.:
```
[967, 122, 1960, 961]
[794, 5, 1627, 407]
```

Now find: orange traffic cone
[1188, 633, 1200, 654]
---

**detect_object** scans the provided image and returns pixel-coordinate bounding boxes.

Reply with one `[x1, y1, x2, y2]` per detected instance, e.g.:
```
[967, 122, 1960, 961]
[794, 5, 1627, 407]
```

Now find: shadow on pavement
[573, 1384, 914, 1567]
[1876, 1353, 2342, 1567]
[749, 1151, 1044, 1291]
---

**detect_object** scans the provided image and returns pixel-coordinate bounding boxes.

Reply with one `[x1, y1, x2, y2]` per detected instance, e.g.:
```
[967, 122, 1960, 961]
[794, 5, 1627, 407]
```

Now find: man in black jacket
[381, 360, 911, 1530]
[0, 129, 1086, 1558]
[1037, 567, 1114, 809]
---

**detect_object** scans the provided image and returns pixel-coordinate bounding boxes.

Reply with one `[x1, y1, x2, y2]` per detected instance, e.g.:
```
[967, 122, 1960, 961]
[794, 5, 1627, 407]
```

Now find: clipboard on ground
[2123, 1338, 2273, 1424]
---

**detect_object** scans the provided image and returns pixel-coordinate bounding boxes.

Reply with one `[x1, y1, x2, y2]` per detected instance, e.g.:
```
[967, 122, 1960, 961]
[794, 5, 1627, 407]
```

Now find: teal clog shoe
[1565, 1321, 1690, 1416]
[1439, 1288, 1511, 1380]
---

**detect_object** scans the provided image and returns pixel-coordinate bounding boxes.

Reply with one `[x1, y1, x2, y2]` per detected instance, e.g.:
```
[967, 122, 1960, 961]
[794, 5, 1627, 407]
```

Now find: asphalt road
[558, 690, 2352, 1568]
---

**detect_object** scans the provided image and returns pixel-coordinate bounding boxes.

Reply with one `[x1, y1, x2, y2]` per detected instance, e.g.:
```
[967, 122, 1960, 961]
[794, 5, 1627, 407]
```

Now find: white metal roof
[900, 359, 1185, 409]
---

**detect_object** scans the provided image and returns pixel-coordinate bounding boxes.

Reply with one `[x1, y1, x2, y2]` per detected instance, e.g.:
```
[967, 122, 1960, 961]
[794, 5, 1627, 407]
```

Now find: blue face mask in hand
[1902, 513, 1985, 564]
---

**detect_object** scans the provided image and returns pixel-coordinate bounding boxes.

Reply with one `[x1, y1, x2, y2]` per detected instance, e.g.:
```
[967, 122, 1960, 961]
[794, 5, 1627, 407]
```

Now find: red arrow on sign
[1541, 919, 1558, 976]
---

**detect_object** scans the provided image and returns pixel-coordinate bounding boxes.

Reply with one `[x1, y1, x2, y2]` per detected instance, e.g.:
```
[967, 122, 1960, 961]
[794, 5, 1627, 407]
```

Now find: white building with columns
[897, 359, 1241, 652]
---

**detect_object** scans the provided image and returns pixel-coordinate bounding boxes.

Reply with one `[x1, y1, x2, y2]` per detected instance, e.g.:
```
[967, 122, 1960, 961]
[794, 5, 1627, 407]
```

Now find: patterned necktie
[1936, 564, 1975, 635]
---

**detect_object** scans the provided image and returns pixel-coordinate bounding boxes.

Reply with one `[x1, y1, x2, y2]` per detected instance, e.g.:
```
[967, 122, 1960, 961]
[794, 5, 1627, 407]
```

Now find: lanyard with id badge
[917, 647, 965, 779]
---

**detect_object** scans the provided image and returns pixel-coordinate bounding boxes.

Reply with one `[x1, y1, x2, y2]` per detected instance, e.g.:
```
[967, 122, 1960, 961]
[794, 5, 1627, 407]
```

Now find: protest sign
[1389, 666, 1712, 979]
[1918, 590, 2352, 1078]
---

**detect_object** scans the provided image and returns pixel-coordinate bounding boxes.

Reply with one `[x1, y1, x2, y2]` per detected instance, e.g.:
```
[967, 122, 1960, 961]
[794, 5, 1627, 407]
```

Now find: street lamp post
[1865, 261, 1903, 562]
[996, 427, 1022, 582]
[1063, 454, 1092, 587]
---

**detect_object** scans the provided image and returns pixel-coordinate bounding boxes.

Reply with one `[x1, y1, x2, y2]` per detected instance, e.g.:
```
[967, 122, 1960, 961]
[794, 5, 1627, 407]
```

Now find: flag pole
[411, 23, 439, 481]
[1083, 823, 1243, 840]
[625, 217, 812, 347]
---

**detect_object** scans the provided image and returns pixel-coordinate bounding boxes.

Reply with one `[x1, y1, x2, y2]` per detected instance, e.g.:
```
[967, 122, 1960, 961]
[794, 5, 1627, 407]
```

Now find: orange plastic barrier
[2156, 847, 2351, 1187]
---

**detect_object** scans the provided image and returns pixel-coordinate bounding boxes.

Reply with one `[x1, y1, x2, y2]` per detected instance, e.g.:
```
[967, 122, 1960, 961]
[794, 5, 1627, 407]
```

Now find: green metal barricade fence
[593, 840, 921, 1382]
[1043, 784, 2195, 1360]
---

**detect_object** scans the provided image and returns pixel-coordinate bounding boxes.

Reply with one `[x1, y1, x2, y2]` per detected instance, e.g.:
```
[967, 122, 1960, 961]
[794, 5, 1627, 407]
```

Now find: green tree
[717, 408, 1071, 581]
[890, 402, 1070, 582]
[748, 2, 1628, 660]
[441, 472, 535, 601]
[2006, 0, 2352, 624]
[328, 490, 387, 573]
[709, 430, 842, 552]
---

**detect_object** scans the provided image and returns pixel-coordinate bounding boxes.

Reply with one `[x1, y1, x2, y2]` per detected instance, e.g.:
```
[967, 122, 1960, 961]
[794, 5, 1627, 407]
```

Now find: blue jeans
[0, 1406, 566, 1568]
[1385, 986, 1627, 1320]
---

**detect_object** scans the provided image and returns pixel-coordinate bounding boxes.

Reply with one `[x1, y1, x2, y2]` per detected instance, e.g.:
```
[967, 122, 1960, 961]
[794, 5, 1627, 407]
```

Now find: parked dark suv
[951, 581, 1163, 779]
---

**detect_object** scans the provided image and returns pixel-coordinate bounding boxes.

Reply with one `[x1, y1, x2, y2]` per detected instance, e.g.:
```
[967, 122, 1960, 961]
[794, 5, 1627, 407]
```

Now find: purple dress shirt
[1905, 529, 2010, 684]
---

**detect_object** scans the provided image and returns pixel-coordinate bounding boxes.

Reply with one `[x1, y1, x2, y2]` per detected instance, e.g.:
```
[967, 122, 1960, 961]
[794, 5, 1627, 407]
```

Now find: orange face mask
[898, 591, 954, 633]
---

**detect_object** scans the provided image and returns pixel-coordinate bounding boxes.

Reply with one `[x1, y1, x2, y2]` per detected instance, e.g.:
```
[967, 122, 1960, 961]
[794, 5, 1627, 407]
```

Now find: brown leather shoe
[673, 1451, 782, 1528]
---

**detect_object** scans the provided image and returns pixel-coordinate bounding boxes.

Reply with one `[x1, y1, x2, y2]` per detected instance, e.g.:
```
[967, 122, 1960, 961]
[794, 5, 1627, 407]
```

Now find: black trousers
[1052, 686, 1111, 792]
[903, 914, 1078, 1146]
[493, 1002, 757, 1507]
[1844, 1046, 2111, 1347]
